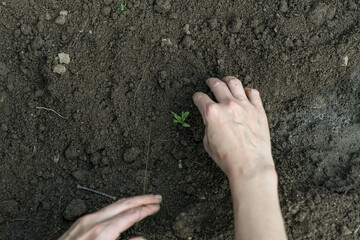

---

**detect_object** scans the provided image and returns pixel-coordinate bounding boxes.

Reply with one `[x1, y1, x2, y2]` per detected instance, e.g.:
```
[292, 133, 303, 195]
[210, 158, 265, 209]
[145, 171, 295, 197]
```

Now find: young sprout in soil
[120, 0, 126, 11]
[171, 111, 190, 127]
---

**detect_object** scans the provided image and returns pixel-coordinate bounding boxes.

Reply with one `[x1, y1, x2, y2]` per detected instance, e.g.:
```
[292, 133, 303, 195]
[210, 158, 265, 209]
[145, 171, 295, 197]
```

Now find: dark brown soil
[0, 0, 359, 239]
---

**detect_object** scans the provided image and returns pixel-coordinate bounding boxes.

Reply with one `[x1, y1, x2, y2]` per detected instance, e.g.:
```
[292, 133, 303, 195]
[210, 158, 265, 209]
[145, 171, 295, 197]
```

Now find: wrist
[228, 165, 278, 195]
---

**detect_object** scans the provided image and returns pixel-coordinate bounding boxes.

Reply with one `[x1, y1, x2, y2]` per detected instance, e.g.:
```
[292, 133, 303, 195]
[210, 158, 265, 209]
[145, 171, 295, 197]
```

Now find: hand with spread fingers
[193, 76, 287, 240]
[192, 76, 273, 181]
[59, 195, 162, 240]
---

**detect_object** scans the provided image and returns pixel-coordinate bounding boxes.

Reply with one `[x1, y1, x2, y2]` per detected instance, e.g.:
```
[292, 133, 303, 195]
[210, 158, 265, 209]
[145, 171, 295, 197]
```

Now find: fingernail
[155, 194, 162, 199]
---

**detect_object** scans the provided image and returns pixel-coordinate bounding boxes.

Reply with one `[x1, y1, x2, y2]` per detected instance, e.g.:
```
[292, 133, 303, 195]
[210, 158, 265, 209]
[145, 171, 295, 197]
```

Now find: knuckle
[205, 103, 218, 116]
[225, 99, 240, 110]
[212, 79, 224, 88]
[228, 78, 241, 86]
[250, 88, 260, 96]
[242, 102, 255, 112]
[91, 223, 106, 236]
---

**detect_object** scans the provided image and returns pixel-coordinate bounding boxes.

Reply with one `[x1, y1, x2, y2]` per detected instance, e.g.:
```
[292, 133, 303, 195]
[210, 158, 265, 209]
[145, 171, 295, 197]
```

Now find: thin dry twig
[36, 106, 67, 119]
[142, 125, 152, 194]
[338, 168, 356, 183]
[133, 61, 151, 103]
[355, 224, 360, 234]
[12, 218, 40, 223]
[77, 184, 116, 201]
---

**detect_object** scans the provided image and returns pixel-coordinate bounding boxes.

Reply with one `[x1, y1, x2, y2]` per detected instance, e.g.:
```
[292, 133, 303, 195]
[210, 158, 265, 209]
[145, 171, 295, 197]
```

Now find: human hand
[193, 76, 275, 181]
[59, 195, 162, 240]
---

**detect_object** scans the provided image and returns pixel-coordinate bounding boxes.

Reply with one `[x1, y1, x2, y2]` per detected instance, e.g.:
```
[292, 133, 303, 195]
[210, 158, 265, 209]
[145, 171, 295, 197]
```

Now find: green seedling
[120, 0, 126, 11]
[171, 111, 190, 127]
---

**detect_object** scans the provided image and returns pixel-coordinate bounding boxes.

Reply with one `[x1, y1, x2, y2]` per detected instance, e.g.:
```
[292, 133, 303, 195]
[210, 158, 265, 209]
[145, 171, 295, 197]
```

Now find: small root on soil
[36, 106, 67, 119]
[142, 125, 152, 194]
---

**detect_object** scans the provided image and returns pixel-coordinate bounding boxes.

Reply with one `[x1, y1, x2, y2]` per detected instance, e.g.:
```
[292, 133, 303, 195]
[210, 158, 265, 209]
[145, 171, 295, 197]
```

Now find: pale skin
[60, 76, 287, 240]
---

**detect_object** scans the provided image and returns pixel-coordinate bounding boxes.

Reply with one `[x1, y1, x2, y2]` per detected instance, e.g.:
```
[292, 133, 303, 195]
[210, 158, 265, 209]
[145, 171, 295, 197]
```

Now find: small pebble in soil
[102, 6, 111, 15]
[20, 24, 31, 35]
[53, 64, 66, 74]
[63, 199, 87, 221]
[37, 21, 44, 32]
[45, 12, 52, 21]
[228, 17, 242, 33]
[308, 3, 329, 26]
[123, 147, 141, 163]
[208, 18, 218, 30]
[72, 170, 86, 181]
[60, 10, 68, 16]
[181, 35, 194, 49]
[32, 36, 44, 50]
[55, 15, 66, 25]
[58, 52, 71, 64]
[279, 0, 288, 12]
[0, 124, 8, 132]
[0, 200, 18, 215]
[183, 24, 191, 35]
[154, 0, 171, 13]
[340, 225, 352, 236]
[104, 0, 113, 5]
[341, 56, 349, 67]
[90, 152, 101, 165]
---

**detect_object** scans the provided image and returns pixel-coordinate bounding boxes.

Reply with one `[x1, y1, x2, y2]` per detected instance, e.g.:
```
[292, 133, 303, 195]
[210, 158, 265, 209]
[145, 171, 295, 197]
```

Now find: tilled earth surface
[0, 0, 359, 239]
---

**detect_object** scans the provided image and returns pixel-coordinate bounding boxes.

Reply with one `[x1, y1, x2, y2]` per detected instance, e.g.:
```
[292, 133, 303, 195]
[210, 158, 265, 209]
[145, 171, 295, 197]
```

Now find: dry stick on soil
[133, 60, 151, 105]
[12, 219, 40, 223]
[142, 125, 152, 194]
[77, 184, 116, 201]
[338, 168, 356, 183]
[355, 224, 360, 234]
[36, 106, 67, 119]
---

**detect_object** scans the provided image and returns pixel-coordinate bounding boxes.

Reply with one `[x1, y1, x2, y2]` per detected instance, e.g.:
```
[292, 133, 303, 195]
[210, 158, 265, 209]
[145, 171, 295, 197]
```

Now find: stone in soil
[124, 147, 141, 163]
[228, 17, 242, 33]
[20, 24, 31, 35]
[308, 3, 329, 26]
[55, 15, 66, 25]
[102, 6, 111, 15]
[208, 18, 218, 30]
[58, 52, 71, 64]
[154, 0, 171, 13]
[53, 64, 66, 74]
[63, 199, 87, 221]
[104, 0, 113, 5]
[181, 36, 194, 48]
[279, 0, 289, 12]
[0, 124, 8, 132]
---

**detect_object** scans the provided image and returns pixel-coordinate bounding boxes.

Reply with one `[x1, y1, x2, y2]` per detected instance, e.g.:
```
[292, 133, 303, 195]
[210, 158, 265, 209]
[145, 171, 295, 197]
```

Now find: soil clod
[63, 199, 87, 221]
[154, 0, 171, 13]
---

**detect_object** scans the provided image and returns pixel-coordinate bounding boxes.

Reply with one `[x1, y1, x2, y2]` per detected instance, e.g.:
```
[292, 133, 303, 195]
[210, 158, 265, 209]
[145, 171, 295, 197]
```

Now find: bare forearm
[229, 167, 287, 240]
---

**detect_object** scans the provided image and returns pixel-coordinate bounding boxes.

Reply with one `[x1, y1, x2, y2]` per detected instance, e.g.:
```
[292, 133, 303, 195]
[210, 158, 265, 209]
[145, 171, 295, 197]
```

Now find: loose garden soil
[0, 0, 359, 239]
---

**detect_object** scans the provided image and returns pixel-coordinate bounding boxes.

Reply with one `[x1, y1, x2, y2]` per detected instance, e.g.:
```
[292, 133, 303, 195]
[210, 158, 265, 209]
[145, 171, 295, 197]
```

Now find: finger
[129, 237, 146, 240]
[87, 195, 162, 226]
[92, 204, 160, 240]
[206, 78, 233, 102]
[244, 88, 265, 112]
[222, 76, 247, 100]
[192, 92, 216, 124]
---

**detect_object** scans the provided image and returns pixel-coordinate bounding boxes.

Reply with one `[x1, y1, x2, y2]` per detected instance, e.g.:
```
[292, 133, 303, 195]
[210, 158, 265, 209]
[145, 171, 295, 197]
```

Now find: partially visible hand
[59, 195, 162, 240]
[193, 76, 274, 181]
